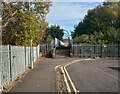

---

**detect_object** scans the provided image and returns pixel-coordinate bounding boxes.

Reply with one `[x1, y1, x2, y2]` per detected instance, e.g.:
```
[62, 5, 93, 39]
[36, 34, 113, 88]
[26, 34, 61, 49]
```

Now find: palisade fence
[72, 44, 120, 57]
[0, 43, 119, 92]
[0, 44, 52, 92]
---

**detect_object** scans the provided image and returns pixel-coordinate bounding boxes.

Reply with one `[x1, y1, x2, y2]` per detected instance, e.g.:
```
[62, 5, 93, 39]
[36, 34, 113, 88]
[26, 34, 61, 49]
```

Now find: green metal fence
[72, 44, 120, 57]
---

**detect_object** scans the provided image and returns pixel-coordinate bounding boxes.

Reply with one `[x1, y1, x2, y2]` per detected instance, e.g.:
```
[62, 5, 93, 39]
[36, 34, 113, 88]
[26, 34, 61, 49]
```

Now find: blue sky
[46, 1, 103, 38]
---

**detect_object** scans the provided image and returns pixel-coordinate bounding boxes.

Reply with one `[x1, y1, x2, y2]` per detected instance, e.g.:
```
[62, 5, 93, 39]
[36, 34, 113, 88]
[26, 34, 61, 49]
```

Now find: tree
[73, 34, 89, 44]
[117, 1, 120, 29]
[45, 35, 53, 43]
[2, 1, 51, 46]
[104, 27, 120, 43]
[43, 25, 64, 42]
[72, 2, 119, 44]
[74, 4, 118, 36]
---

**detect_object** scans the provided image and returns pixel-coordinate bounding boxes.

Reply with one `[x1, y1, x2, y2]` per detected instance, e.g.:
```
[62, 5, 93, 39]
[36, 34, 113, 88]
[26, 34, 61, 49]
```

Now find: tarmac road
[66, 59, 119, 92]
[7, 58, 120, 93]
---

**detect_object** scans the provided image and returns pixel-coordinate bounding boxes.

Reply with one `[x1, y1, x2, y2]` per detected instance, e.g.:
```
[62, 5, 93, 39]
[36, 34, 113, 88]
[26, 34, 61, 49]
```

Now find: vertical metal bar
[90, 44, 92, 57]
[72, 45, 74, 57]
[38, 45, 40, 57]
[0, 2, 2, 92]
[118, 43, 120, 57]
[100, 44, 102, 58]
[77, 44, 79, 57]
[9, 45, 12, 81]
[38, 45, 39, 58]
[46, 44, 47, 54]
[7, 45, 10, 83]
[79, 44, 81, 57]
[30, 40, 33, 69]
[35, 46, 38, 59]
[80, 44, 81, 57]
[0, 45, 3, 92]
[36, 46, 37, 59]
[38, 45, 40, 56]
[25, 46, 26, 69]
[93, 44, 95, 58]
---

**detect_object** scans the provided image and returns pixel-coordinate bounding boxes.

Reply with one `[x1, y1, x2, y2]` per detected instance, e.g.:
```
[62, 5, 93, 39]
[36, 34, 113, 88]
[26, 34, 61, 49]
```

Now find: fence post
[30, 40, 33, 69]
[8, 45, 12, 81]
[45, 44, 47, 54]
[0, 71, 2, 92]
[38, 45, 40, 57]
[0, 45, 3, 92]
[118, 43, 120, 57]
[93, 43, 96, 58]
[36, 47, 37, 60]
[100, 44, 103, 58]
[39, 44, 41, 56]
[24, 46, 26, 69]
[39, 45, 40, 56]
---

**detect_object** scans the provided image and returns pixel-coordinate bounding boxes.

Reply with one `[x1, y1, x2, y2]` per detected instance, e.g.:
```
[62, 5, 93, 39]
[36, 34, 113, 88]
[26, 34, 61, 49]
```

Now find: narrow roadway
[8, 58, 120, 93]
[66, 59, 119, 92]
[9, 58, 74, 92]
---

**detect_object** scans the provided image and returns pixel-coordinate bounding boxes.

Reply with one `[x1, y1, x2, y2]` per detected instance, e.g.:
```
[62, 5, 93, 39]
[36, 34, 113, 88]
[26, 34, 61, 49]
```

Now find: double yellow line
[55, 59, 93, 93]
[59, 60, 81, 93]
[55, 58, 93, 94]
[61, 66, 78, 93]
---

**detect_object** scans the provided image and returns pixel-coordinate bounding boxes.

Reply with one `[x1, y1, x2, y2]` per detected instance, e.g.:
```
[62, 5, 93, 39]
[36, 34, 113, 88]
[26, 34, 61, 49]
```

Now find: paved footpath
[9, 58, 73, 92]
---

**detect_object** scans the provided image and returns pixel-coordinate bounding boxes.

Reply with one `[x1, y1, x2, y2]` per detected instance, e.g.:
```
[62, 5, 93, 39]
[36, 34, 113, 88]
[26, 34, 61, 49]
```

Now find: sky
[46, 0, 104, 38]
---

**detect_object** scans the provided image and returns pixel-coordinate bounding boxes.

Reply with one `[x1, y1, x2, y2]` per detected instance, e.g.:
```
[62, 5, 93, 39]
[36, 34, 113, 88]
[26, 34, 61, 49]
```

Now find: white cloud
[46, 2, 103, 31]
[47, 2, 92, 21]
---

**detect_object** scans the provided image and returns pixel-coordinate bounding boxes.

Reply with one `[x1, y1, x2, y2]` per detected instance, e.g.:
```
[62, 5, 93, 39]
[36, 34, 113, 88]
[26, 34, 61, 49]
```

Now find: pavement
[9, 58, 73, 92]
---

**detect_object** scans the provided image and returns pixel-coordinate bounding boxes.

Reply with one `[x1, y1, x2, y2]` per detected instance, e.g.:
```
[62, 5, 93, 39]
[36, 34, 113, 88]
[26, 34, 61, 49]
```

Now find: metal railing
[0, 43, 119, 92]
[0, 44, 52, 92]
[39, 44, 52, 55]
[72, 44, 120, 57]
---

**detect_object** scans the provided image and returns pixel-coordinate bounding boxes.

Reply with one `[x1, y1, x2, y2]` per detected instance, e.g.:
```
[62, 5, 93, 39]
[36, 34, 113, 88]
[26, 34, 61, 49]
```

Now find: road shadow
[109, 67, 120, 72]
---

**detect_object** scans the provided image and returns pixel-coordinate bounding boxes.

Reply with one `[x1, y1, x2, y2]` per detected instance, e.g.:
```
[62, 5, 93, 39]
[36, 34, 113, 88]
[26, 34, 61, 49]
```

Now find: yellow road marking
[55, 65, 61, 71]
[55, 58, 94, 93]
[63, 66, 78, 94]
[61, 67, 71, 93]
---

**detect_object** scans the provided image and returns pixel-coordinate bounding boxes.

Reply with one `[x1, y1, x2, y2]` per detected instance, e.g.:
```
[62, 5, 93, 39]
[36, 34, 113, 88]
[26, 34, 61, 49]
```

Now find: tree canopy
[2, 1, 51, 46]
[72, 2, 120, 44]
[43, 25, 64, 43]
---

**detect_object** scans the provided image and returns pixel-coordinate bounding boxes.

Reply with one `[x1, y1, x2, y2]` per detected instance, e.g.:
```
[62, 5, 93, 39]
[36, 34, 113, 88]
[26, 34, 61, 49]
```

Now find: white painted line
[96, 68, 118, 82]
